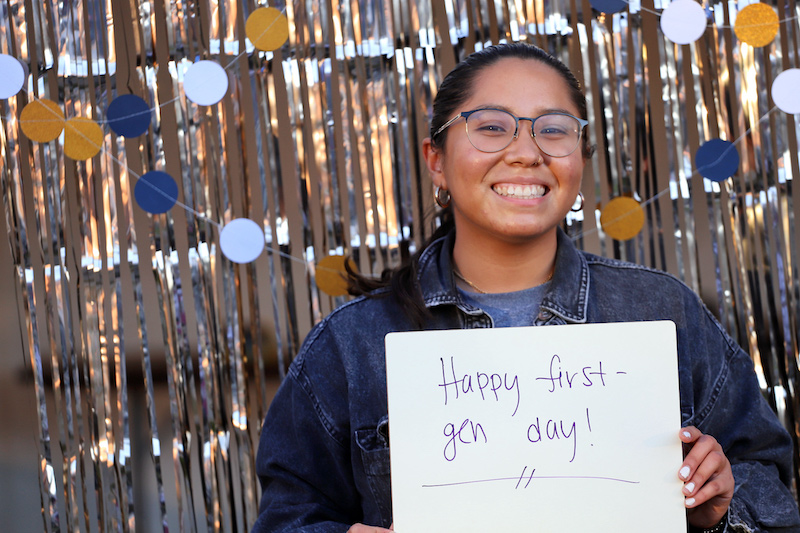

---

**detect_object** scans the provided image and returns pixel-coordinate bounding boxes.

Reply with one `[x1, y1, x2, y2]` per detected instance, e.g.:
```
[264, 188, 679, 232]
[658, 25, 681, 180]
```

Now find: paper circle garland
[695, 139, 740, 182]
[183, 60, 229, 106]
[660, 0, 708, 45]
[0, 54, 25, 99]
[134, 171, 179, 214]
[245, 7, 291, 52]
[734, 3, 779, 47]
[64, 117, 104, 160]
[771, 69, 800, 114]
[600, 197, 645, 241]
[2, 5, 792, 276]
[107, 94, 152, 138]
[315, 255, 356, 296]
[20, 99, 65, 143]
[219, 218, 265, 263]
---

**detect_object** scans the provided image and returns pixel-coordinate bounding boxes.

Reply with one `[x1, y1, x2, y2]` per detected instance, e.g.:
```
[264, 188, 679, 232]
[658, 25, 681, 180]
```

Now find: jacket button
[538, 309, 553, 320]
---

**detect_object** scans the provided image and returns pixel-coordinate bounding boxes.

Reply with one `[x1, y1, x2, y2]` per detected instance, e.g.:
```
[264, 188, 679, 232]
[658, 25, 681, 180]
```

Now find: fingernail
[682, 431, 691, 438]
[685, 497, 696, 507]
[679, 466, 691, 479]
[685, 482, 695, 493]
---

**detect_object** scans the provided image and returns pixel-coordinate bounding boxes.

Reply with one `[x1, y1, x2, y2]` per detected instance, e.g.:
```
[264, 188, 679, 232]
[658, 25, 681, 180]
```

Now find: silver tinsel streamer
[0, 0, 798, 531]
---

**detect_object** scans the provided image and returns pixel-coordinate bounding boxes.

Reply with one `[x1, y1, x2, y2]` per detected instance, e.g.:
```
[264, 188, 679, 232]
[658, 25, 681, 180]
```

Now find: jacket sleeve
[251, 367, 358, 533]
[690, 310, 800, 532]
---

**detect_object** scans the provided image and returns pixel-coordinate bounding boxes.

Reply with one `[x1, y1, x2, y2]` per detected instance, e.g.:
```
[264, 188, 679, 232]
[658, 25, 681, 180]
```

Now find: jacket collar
[540, 228, 589, 323]
[416, 227, 590, 323]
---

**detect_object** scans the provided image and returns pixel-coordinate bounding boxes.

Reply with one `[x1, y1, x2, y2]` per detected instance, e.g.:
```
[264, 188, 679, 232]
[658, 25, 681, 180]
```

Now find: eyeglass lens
[465, 109, 583, 156]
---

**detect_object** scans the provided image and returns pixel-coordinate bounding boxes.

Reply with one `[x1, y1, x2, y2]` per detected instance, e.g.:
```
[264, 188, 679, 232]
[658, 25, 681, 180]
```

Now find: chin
[495, 225, 558, 243]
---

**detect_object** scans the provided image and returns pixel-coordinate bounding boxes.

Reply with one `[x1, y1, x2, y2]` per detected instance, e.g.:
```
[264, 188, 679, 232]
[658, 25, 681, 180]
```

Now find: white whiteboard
[385, 321, 685, 532]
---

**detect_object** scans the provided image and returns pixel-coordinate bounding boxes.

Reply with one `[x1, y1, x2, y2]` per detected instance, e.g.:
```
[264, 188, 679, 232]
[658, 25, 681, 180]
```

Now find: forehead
[466, 57, 578, 114]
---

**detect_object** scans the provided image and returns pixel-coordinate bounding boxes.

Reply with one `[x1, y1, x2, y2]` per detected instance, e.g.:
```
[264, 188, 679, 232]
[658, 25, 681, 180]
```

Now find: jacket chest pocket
[354, 417, 392, 525]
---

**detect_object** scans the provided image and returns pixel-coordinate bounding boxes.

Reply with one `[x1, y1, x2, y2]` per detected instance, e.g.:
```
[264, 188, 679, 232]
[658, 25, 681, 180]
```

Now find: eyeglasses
[434, 108, 589, 157]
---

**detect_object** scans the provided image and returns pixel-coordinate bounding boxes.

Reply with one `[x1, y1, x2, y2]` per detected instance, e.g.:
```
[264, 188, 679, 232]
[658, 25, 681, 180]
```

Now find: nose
[505, 118, 544, 164]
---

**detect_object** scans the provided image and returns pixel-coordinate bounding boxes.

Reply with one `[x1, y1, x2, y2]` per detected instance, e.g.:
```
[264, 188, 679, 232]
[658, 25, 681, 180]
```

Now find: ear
[423, 137, 447, 190]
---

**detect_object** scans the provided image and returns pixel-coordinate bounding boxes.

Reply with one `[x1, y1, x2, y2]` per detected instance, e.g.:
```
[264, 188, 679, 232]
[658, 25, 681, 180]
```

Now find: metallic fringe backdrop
[1, 0, 799, 531]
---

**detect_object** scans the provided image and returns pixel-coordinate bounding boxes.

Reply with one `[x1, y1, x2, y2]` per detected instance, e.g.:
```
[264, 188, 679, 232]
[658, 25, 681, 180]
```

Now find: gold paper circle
[315, 255, 356, 297]
[246, 7, 290, 52]
[600, 197, 645, 241]
[20, 99, 65, 142]
[734, 3, 779, 48]
[64, 117, 104, 160]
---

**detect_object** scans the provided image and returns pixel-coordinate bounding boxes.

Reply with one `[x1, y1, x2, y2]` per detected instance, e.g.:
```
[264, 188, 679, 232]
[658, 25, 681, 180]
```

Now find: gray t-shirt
[458, 282, 550, 328]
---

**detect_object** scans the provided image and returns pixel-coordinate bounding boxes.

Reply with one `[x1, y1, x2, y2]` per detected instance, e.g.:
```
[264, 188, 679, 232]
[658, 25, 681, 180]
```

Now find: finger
[679, 426, 698, 459]
[348, 525, 389, 533]
[682, 450, 728, 502]
[348, 526, 393, 533]
[679, 426, 700, 443]
[685, 471, 729, 508]
[685, 450, 734, 510]
[679, 433, 720, 481]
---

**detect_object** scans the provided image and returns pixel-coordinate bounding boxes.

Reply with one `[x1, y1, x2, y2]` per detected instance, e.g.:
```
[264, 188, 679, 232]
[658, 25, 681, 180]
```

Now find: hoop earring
[435, 186, 451, 208]
[571, 192, 585, 212]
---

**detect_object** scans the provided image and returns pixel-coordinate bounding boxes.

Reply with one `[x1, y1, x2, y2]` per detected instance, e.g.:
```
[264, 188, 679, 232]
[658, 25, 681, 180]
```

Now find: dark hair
[430, 42, 594, 158]
[347, 43, 592, 326]
[346, 209, 454, 328]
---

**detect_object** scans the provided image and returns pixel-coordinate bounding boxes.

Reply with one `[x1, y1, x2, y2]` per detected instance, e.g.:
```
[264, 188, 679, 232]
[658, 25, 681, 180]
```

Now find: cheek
[558, 159, 585, 189]
[447, 151, 500, 185]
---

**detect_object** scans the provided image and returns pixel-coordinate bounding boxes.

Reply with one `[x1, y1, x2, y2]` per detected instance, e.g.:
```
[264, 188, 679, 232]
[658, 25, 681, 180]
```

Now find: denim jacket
[253, 228, 800, 532]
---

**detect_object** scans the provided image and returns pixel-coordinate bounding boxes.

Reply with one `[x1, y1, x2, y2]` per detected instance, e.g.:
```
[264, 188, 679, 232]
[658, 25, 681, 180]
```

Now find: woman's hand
[347, 524, 393, 532]
[679, 426, 734, 528]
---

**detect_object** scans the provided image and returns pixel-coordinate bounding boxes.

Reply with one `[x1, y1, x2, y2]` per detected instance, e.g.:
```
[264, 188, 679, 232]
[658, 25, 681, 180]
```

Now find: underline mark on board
[516, 466, 536, 489]
[422, 468, 640, 488]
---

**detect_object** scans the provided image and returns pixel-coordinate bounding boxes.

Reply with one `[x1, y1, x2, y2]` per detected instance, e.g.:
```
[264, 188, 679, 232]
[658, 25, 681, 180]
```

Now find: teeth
[493, 183, 546, 199]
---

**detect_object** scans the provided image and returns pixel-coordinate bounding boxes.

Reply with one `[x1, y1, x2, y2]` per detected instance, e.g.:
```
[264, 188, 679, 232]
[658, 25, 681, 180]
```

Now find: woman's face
[425, 58, 587, 247]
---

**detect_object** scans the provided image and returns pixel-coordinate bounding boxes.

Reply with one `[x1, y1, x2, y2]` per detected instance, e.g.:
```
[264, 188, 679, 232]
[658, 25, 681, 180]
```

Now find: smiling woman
[252, 43, 800, 533]
[423, 56, 588, 294]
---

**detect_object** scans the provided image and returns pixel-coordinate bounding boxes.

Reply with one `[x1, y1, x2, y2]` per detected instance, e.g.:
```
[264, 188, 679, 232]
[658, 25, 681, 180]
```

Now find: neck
[452, 229, 558, 294]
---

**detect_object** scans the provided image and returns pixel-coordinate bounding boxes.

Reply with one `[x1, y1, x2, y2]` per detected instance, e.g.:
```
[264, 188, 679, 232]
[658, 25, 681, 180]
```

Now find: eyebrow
[472, 104, 576, 117]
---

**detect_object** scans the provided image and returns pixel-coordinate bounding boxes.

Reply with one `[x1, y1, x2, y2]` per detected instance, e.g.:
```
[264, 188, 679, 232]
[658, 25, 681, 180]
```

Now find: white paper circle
[183, 60, 229, 106]
[0, 54, 26, 99]
[660, 0, 708, 45]
[220, 218, 265, 263]
[771, 69, 800, 114]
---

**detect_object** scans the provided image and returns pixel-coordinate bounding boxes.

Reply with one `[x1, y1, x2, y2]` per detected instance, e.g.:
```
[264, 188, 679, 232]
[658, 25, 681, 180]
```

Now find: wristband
[689, 511, 728, 533]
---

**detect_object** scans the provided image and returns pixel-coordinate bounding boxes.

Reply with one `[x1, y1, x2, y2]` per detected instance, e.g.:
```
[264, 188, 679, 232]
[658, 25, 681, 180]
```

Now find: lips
[492, 183, 548, 199]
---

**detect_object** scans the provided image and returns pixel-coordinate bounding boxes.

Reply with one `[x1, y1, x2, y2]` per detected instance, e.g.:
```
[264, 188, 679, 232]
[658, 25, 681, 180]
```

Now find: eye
[538, 125, 569, 137]
[535, 116, 577, 138]
[475, 121, 509, 135]
[468, 110, 515, 136]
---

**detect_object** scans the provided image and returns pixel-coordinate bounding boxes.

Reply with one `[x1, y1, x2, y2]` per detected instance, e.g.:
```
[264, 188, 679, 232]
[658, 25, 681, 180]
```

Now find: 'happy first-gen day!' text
[437, 355, 626, 462]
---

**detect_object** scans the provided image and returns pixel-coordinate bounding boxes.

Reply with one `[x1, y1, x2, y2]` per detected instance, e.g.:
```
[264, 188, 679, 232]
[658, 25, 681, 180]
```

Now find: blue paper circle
[695, 139, 740, 182]
[589, 0, 628, 14]
[107, 94, 151, 137]
[134, 171, 179, 214]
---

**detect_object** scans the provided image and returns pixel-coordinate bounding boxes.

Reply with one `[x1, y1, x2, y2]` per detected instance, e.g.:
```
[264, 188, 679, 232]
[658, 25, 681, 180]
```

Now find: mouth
[492, 183, 548, 200]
